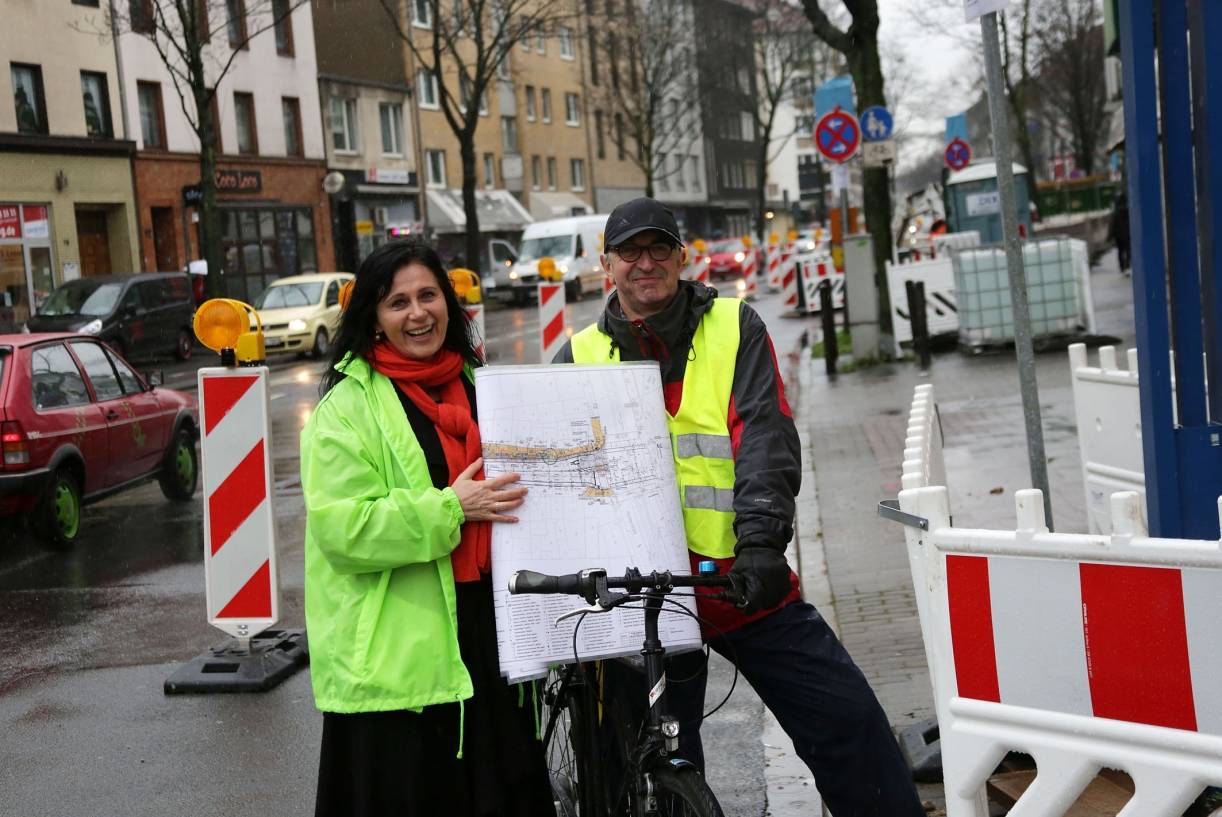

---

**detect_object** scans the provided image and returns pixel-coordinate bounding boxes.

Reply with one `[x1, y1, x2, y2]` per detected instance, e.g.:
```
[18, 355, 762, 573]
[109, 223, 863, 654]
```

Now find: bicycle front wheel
[542, 666, 607, 817]
[648, 766, 726, 817]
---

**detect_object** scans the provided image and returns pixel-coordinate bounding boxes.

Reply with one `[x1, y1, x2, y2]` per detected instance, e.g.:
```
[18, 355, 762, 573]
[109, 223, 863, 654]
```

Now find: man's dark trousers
[668, 600, 925, 817]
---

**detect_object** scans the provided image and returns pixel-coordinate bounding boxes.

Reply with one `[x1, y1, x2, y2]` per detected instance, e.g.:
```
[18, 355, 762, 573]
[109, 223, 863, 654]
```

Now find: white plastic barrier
[892, 386, 1222, 817]
[1068, 343, 1144, 535]
[886, 256, 959, 357]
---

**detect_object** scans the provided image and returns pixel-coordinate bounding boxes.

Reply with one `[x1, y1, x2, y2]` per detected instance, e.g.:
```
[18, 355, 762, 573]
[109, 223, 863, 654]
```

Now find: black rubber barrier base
[164, 628, 308, 694]
[897, 716, 942, 782]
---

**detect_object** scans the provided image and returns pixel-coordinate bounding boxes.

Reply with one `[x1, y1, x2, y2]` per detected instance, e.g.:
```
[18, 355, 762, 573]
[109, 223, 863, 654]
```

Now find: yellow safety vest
[570, 299, 741, 558]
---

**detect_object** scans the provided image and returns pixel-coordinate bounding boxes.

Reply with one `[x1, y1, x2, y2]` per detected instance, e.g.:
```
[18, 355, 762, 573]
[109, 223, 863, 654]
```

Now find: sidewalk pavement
[763, 251, 1137, 816]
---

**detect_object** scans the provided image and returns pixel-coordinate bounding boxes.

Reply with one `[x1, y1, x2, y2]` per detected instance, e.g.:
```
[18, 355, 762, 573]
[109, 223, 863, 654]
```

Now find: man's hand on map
[728, 546, 791, 614]
[453, 458, 528, 523]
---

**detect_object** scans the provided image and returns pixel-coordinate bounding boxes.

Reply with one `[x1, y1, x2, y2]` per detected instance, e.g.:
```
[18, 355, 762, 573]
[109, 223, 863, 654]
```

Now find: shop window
[81, 71, 113, 138]
[282, 97, 302, 157]
[138, 81, 167, 149]
[234, 92, 258, 155]
[221, 206, 317, 293]
[272, 0, 294, 57]
[11, 64, 48, 135]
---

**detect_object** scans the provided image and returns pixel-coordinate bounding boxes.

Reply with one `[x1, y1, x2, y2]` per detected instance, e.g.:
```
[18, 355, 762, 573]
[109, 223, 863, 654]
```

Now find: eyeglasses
[611, 242, 677, 263]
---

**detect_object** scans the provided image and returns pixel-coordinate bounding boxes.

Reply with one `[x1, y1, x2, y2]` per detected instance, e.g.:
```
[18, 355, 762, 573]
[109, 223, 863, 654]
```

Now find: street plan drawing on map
[475, 362, 700, 681]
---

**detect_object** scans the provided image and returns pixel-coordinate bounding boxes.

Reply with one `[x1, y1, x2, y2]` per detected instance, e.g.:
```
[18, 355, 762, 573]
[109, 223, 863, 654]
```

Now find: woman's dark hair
[320, 239, 480, 394]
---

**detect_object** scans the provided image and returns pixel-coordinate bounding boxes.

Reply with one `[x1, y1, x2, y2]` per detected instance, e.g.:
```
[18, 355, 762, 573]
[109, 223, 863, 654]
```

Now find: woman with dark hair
[301, 239, 553, 816]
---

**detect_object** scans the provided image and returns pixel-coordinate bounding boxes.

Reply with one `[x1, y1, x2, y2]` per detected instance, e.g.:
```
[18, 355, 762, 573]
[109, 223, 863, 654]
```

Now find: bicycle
[508, 564, 745, 817]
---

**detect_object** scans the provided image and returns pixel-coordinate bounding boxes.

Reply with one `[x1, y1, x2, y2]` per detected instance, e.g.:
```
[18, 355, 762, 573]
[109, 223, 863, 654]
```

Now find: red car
[704, 239, 764, 281]
[0, 334, 199, 548]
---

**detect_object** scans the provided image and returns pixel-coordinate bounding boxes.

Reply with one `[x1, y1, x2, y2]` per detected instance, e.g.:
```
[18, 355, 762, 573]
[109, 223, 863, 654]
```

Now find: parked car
[0, 333, 199, 548]
[704, 239, 761, 281]
[252, 273, 353, 358]
[500, 215, 607, 303]
[26, 273, 197, 362]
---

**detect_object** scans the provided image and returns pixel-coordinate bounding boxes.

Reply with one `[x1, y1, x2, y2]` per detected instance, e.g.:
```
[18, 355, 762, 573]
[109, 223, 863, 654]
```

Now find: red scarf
[368, 342, 489, 582]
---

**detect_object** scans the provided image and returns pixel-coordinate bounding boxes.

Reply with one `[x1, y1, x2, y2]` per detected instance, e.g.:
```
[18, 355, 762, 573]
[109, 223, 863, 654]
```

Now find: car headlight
[557, 264, 568, 274]
[288, 318, 307, 332]
[79, 318, 102, 335]
[736, 279, 747, 293]
[805, 241, 816, 251]
[734, 251, 746, 263]
[509, 270, 519, 280]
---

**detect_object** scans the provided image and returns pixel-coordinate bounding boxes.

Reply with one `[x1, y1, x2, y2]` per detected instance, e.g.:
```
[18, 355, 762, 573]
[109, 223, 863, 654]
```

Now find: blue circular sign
[861, 106, 893, 142]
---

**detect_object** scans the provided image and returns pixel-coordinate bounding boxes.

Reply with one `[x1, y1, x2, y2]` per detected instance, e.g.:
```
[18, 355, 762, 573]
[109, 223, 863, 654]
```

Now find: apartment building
[313, 0, 420, 271]
[0, 0, 141, 330]
[116, 0, 333, 303]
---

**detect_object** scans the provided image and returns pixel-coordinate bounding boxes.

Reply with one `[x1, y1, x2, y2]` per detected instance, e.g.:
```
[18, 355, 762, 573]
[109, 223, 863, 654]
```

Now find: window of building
[483, 152, 495, 187]
[744, 160, 757, 188]
[412, 0, 431, 27]
[588, 30, 599, 85]
[79, 71, 113, 138]
[614, 112, 625, 160]
[501, 116, 518, 152]
[689, 154, 701, 191]
[531, 155, 542, 190]
[546, 156, 556, 190]
[272, 0, 294, 56]
[11, 64, 47, 135]
[426, 149, 446, 187]
[564, 92, 580, 126]
[220, 207, 317, 301]
[417, 70, 439, 109]
[497, 54, 511, 80]
[673, 153, 685, 190]
[130, 0, 154, 34]
[282, 96, 302, 156]
[330, 96, 358, 153]
[594, 110, 605, 159]
[233, 91, 258, 154]
[540, 89, 551, 123]
[657, 153, 668, 191]
[570, 158, 585, 190]
[520, 18, 532, 50]
[137, 81, 166, 149]
[226, 0, 248, 48]
[558, 26, 573, 59]
[459, 74, 487, 115]
[741, 111, 754, 142]
[609, 34, 619, 88]
[380, 102, 403, 155]
[536, 30, 546, 54]
[525, 86, 536, 121]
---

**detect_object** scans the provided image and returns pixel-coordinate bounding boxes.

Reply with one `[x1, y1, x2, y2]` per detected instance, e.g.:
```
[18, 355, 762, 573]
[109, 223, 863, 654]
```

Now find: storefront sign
[183, 184, 204, 206]
[355, 220, 375, 236]
[0, 205, 21, 240]
[366, 167, 412, 185]
[215, 170, 262, 193]
[22, 205, 48, 239]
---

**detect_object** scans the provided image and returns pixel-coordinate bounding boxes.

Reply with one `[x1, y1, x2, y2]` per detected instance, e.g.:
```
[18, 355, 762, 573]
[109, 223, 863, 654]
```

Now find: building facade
[116, 0, 333, 304]
[0, 0, 141, 330]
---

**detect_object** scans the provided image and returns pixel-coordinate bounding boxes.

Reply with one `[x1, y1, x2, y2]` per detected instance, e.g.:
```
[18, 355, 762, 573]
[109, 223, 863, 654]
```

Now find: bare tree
[589, 0, 703, 197]
[1031, 0, 1107, 175]
[800, 0, 894, 338]
[378, 0, 574, 269]
[84, 0, 306, 298]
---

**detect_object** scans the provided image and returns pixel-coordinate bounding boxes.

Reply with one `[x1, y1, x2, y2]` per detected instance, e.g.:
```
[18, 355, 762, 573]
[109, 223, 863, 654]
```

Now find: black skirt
[314, 576, 554, 817]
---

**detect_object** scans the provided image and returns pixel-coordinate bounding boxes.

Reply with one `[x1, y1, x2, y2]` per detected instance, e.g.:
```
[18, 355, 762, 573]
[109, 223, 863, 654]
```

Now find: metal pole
[980, 11, 1054, 529]
[820, 280, 838, 376]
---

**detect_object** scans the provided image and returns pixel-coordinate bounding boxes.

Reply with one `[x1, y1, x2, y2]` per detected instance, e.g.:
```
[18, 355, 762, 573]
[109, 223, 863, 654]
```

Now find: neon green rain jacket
[300, 353, 474, 713]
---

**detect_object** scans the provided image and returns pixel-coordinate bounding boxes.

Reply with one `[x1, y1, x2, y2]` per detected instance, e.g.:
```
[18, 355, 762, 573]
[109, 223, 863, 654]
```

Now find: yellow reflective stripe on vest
[570, 299, 742, 558]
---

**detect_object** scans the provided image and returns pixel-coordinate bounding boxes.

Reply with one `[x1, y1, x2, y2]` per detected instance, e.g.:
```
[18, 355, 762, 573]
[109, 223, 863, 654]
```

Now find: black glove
[728, 546, 791, 615]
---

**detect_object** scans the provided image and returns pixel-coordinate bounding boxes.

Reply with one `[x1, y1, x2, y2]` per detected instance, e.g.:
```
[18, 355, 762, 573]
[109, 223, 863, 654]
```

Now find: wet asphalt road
[0, 286, 809, 817]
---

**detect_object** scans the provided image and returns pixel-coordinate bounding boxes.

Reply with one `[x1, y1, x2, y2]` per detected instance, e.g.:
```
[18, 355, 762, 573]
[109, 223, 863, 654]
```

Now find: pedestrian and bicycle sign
[814, 108, 861, 164]
[945, 137, 972, 171]
[861, 106, 893, 142]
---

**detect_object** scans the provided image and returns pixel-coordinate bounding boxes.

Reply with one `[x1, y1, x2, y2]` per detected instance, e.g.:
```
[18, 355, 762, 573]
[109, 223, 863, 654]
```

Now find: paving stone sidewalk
[768, 252, 1137, 815]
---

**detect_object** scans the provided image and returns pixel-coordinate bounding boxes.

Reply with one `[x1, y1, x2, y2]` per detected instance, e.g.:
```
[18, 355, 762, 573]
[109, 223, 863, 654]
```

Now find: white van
[499, 215, 607, 304]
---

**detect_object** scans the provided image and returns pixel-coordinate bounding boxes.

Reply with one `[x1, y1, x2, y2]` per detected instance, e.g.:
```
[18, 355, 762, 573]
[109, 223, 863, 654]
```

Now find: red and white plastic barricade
[766, 242, 782, 291]
[538, 281, 566, 363]
[892, 384, 1222, 817]
[685, 252, 710, 284]
[1069, 343, 1145, 535]
[741, 249, 758, 300]
[780, 250, 801, 311]
[799, 253, 844, 314]
[199, 367, 279, 643]
[604, 272, 615, 298]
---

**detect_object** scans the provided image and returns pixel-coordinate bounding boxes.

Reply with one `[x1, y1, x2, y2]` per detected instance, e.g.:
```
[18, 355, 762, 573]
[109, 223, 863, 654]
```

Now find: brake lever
[553, 592, 640, 626]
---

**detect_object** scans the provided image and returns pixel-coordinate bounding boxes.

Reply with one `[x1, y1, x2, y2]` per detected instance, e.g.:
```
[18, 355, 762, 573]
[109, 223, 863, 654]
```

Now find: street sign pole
[980, 10, 1053, 529]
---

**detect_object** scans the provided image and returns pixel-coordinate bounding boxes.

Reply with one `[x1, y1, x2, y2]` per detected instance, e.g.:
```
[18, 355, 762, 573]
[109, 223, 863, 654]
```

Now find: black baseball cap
[604, 197, 683, 247]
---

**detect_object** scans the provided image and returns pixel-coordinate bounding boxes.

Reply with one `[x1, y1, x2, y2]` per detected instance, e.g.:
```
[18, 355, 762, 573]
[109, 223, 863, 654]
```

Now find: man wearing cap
[553, 198, 922, 816]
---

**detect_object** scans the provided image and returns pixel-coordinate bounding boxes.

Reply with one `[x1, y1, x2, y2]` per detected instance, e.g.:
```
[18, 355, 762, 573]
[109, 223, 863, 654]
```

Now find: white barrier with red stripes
[684, 252, 710, 285]
[1069, 343, 1145, 535]
[199, 367, 279, 643]
[780, 249, 801, 311]
[765, 242, 782, 291]
[464, 303, 486, 361]
[893, 384, 1222, 817]
[799, 253, 844, 314]
[538, 281, 566, 363]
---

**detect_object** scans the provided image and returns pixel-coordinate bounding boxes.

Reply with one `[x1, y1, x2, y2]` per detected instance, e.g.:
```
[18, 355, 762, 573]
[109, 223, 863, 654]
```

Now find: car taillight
[1, 421, 29, 468]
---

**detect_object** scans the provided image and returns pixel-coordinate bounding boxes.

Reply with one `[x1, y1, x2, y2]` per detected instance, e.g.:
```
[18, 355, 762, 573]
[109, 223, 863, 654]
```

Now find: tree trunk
[195, 89, 223, 300]
[846, 23, 894, 340]
[460, 131, 480, 273]
[755, 136, 770, 241]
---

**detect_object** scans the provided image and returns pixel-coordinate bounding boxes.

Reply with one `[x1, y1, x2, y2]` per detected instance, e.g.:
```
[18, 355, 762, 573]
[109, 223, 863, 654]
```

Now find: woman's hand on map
[453, 458, 528, 523]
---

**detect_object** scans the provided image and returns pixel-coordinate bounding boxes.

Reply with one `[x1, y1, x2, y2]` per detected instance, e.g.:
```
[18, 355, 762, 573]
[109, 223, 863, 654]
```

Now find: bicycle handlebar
[508, 567, 742, 608]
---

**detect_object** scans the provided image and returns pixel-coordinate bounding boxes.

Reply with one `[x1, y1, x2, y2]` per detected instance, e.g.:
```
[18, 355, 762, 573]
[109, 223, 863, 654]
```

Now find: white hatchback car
[254, 273, 353, 358]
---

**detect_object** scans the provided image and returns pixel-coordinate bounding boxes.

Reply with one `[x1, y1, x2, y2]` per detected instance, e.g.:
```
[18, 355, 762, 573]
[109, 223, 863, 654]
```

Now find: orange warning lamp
[787, 230, 798, 242]
[448, 268, 482, 304]
[769, 232, 779, 244]
[538, 256, 563, 282]
[693, 239, 707, 253]
[193, 298, 265, 365]
[741, 235, 753, 248]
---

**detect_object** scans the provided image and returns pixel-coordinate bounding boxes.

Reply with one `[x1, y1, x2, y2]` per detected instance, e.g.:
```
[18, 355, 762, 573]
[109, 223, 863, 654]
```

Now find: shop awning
[528, 191, 594, 221]
[426, 189, 534, 234]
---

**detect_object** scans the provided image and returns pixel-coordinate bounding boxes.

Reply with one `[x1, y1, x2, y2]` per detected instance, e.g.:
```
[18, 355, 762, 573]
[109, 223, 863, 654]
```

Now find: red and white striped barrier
[538, 281, 566, 363]
[199, 367, 279, 643]
[688, 252, 710, 285]
[464, 303, 486, 362]
[801, 254, 845, 314]
[766, 242, 782, 291]
[891, 384, 1222, 817]
[741, 248, 758, 300]
[780, 249, 800, 311]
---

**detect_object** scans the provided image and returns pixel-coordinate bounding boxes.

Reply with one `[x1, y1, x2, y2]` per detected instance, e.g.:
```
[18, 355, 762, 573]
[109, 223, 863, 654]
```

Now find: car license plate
[265, 338, 284, 348]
